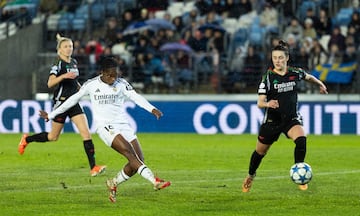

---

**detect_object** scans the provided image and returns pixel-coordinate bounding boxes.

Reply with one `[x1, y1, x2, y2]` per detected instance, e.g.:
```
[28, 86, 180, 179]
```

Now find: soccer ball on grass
[289, 162, 312, 185]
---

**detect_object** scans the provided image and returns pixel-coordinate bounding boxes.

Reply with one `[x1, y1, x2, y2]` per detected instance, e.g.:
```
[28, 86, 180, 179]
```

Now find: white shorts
[97, 123, 137, 147]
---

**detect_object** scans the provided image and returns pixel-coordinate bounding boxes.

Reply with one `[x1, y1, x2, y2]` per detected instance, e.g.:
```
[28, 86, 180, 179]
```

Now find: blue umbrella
[145, 18, 176, 31]
[159, 42, 193, 53]
[122, 21, 151, 35]
[198, 23, 226, 33]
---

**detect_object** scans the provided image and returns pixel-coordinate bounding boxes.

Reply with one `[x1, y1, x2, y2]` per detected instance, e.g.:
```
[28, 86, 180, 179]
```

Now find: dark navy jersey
[258, 66, 306, 122]
[50, 58, 80, 101]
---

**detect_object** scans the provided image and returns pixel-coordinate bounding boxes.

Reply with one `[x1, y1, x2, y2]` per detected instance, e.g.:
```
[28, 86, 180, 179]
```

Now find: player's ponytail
[56, 33, 71, 55]
[272, 39, 289, 56]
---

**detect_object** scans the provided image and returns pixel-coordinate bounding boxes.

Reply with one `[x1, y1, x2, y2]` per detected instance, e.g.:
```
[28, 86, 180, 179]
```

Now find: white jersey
[48, 76, 155, 129]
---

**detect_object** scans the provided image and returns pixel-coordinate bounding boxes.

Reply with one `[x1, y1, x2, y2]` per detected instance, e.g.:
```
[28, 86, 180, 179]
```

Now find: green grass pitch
[0, 133, 359, 216]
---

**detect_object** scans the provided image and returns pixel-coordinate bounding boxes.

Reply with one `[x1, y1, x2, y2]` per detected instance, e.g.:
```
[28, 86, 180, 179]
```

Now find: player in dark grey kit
[242, 40, 328, 192]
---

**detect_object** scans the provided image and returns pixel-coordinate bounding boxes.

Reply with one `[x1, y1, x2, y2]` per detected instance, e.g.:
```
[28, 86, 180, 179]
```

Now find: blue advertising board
[0, 99, 359, 135]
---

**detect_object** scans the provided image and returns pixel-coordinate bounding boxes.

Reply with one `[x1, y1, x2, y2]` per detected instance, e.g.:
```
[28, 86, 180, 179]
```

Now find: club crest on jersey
[113, 87, 117, 92]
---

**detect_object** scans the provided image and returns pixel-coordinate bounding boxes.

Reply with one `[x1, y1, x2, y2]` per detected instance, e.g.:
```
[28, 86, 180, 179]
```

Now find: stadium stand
[0, 0, 359, 97]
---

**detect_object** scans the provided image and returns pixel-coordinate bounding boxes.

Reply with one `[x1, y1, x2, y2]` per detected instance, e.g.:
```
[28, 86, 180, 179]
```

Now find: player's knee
[294, 136, 306, 150]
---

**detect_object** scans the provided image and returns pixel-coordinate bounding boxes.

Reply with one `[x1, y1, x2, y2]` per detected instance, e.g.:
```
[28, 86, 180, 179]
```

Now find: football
[289, 162, 313, 185]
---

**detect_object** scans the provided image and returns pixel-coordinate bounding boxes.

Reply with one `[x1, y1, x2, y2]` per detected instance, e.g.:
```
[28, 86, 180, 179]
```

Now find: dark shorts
[52, 102, 84, 124]
[258, 117, 302, 145]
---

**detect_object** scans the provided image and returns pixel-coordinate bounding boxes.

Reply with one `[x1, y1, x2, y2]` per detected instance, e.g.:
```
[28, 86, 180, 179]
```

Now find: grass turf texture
[0, 133, 359, 216]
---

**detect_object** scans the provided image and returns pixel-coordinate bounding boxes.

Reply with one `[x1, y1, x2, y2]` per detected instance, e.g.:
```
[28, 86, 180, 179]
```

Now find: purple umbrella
[159, 42, 193, 53]
[122, 21, 151, 35]
[145, 18, 176, 31]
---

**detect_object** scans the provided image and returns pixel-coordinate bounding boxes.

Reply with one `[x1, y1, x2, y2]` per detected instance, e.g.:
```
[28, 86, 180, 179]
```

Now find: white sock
[114, 169, 130, 185]
[137, 164, 155, 184]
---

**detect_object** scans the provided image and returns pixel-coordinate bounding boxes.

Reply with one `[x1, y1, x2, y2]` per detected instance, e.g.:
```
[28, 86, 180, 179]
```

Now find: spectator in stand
[183, 7, 200, 27]
[180, 28, 193, 44]
[348, 11, 360, 33]
[121, 10, 134, 30]
[303, 18, 317, 40]
[209, 29, 225, 55]
[188, 30, 208, 52]
[104, 17, 120, 47]
[139, 8, 149, 22]
[137, 0, 169, 11]
[304, 8, 320, 29]
[143, 52, 165, 91]
[286, 33, 301, 66]
[118, 57, 129, 79]
[343, 43, 357, 63]
[85, 39, 104, 78]
[195, 0, 211, 16]
[302, 37, 313, 54]
[172, 16, 184, 33]
[347, 24, 360, 48]
[327, 44, 343, 64]
[204, 10, 222, 25]
[327, 26, 346, 52]
[172, 50, 193, 92]
[164, 29, 179, 43]
[238, 0, 253, 17]
[133, 35, 151, 59]
[209, 0, 225, 16]
[315, 8, 332, 38]
[241, 45, 262, 86]
[259, 3, 279, 32]
[293, 45, 310, 71]
[172, 16, 184, 40]
[309, 40, 328, 70]
[283, 17, 304, 43]
[223, 0, 240, 18]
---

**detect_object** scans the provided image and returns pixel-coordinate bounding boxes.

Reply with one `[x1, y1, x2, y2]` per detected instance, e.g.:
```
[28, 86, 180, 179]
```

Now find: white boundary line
[2, 169, 360, 193]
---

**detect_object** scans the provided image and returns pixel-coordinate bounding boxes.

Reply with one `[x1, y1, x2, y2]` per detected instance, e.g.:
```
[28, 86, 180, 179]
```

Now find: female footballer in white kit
[40, 57, 171, 203]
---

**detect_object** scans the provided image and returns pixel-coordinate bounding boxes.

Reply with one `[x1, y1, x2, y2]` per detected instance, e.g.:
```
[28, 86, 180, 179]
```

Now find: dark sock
[26, 132, 49, 143]
[84, 140, 96, 169]
[248, 150, 265, 176]
[294, 136, 307, 163]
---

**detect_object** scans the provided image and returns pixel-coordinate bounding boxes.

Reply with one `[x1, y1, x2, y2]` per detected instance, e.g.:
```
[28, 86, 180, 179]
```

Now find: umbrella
[159, 42, 193, 53]
[145, 18, 176, 31]
[198, 23, 226, 33]
[122, 21, 151, 35]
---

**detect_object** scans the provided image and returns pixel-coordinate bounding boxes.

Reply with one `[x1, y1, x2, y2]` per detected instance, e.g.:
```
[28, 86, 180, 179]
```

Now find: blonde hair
[56, 33, 72, 54]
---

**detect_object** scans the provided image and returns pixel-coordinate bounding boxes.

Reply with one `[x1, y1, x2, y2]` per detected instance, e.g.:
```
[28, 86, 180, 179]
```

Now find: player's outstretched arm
[305, 73, 328, 94]
[39, 110, 49, 122]
[151, 109, 163, 120]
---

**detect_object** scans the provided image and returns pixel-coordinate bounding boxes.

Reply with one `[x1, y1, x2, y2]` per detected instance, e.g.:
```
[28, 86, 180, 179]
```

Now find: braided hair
[100, 57, 118, 72]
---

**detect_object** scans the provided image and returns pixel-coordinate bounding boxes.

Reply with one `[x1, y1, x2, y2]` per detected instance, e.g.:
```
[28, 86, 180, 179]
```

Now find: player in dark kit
[18, 34, 106, 177]
[242, 40, 328, 192]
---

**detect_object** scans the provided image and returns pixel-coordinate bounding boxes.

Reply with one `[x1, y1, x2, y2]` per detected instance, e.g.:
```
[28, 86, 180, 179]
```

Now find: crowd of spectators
[1, 0, 359, 94]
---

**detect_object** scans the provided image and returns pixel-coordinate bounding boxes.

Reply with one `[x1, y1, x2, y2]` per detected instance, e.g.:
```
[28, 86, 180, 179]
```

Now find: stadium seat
[222, 18, 238, 34]
[90, 3, 105, 24]
[297, 1, 317, 21]
[72, 18, 87, 31]
[155, 10, 167, 19]
[75, 4, 89, 19]
[46, 14, 61, 31]
[336, 8, 354, 26]
[232, 28, 249, 46]
[57, 13, 74, 31]
[104, 0, 119, 17]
